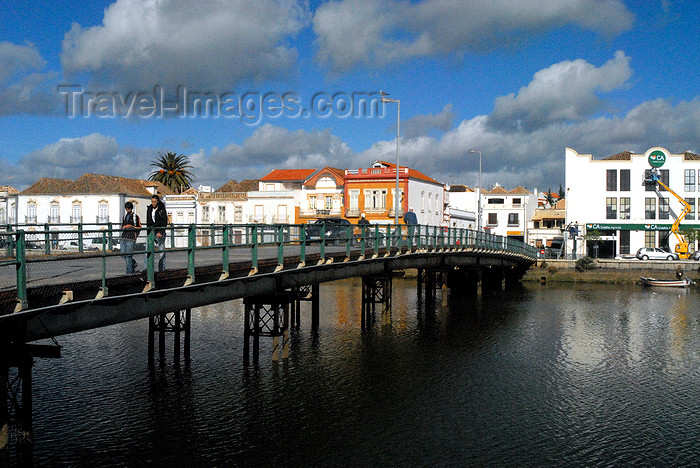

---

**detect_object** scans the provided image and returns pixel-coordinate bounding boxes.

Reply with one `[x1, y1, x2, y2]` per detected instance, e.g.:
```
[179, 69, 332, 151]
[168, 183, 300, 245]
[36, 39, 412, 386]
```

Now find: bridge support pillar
[422, 269, 444, 307]
[481, 267, 504, 292]
[148, 309, 191, 366]
[361, 274, 392, 328]
[1, 343, 59, 455]
[416, 269, 424, 297]
[287, 284, 320, 329]
[311, 284, 320, 330]
[504, 265, 528, 289]
[446, 268, 478, 295]
[243, 293, 294, 366]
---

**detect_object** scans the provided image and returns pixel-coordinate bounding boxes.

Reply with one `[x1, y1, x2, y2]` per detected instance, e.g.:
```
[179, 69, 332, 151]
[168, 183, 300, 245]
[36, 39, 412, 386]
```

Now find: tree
[545, 188, 556, 207]
[148, 152, 195, 194]
[558, 184, 565, 200]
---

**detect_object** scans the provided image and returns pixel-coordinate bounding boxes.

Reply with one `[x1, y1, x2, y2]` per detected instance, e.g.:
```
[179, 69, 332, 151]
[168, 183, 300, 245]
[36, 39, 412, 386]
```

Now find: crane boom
[645, 169, 691, 257]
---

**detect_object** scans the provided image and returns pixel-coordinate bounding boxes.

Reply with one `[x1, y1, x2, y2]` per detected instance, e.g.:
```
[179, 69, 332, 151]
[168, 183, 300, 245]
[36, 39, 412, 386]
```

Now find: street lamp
[468, 149, 482, 231]
[380, 90, 400, 225]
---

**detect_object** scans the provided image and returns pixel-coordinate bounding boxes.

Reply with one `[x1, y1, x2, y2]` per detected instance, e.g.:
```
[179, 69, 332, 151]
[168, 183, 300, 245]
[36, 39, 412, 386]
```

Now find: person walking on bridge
[120, 201, 141, 274]
[146, 195, 168, 272]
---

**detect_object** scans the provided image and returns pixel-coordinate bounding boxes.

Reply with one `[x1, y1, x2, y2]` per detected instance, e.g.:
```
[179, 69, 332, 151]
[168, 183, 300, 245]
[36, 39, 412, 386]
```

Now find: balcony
[70, 216, 83, 223]
[248, 215, 265, 223]
[96, 216, 110, 223]
[271, 215, 290, 223]
[25, 215, 37, 224]
[345, 208, 361, 218]
[48, 216, 61, 224]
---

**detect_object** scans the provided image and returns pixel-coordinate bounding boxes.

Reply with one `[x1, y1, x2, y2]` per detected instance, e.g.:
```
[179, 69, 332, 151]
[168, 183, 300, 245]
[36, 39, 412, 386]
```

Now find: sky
[1, 0, 699, 192]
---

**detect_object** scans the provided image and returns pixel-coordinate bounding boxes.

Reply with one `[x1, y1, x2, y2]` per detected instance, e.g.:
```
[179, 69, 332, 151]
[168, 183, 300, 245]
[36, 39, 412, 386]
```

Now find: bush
[547, 266, 558, 274]
[575, 256, 596, 272]
[539, 260, 548, 269]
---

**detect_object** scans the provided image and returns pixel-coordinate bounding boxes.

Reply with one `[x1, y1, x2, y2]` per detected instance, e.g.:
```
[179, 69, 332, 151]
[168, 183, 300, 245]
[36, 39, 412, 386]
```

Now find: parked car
[635, 247, 679, 261]
[306, 218, 354, 245]
[690, 250, 700, 261]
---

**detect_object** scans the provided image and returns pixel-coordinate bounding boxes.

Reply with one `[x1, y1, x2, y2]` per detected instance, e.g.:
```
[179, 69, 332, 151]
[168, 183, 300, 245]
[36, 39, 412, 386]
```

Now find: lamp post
[469, 149, 482, 231]
[380, 90, 400, 225]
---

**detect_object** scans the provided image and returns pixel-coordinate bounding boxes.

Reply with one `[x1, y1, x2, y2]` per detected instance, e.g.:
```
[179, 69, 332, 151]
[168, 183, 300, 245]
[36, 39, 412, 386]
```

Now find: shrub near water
[575, 256, 596, 272]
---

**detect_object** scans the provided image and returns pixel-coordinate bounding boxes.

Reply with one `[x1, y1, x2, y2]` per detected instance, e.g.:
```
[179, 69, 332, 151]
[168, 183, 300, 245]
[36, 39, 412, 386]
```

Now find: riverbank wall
[526, 259, 700, 284]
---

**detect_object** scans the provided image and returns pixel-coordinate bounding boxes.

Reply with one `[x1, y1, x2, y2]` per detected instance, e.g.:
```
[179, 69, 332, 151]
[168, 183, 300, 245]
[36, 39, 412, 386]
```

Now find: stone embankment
[526, 259, 700, 284]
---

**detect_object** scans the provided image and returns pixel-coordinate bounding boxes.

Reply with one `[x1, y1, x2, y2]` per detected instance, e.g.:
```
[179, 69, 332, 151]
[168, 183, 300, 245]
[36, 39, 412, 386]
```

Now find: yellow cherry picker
[643, 168, 692, 258]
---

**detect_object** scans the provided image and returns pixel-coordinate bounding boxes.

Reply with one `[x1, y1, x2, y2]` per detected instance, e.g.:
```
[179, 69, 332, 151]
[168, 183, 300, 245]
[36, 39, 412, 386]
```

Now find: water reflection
[17, 280, 700, 466]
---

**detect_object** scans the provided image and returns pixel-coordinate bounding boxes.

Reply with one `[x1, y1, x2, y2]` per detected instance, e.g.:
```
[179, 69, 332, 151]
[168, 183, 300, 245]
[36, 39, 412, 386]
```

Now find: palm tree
[148, 152, 195, 194]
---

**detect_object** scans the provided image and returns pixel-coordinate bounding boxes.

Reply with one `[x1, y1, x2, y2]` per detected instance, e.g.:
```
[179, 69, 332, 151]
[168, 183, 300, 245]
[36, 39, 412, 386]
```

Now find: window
[187, 211, 194, 224]
[217, 206, 226, 223]
[606, 197, 617, 219]
[26, 202, 37, 223]
[349, 190, 359, 210]
[487, 198, 504, 204]
[606, 169, 617, 191]
[176, 211, 184, 223]
[659, 197, 669, 219]
[234, 206, 243, 223]
[685, 198, 695, 220]
[620, 230, 630, 255]
[620, 197, 630, 219]
[50, 203, 60, 223]
[428, 193, 432, 213]
[620, 169, 630, 191]
[659, 169, 669, 192]
[265, 183, 275, 191]
[364, 189, 387, 210]
[72, 202, 82, 223]
[325, 195, 333, 211]
[421, 191, 425, 212]
[645, 231, 656, 248]
[507, 213, 519, 225]
[488, 213, 497, 225]
[0, 207, 4, 224]
[512, 198, 522, 206]
[202, 206, 210, 222]
[98, 202, 108, 223]
[309, 196, 317, 210]
[645, 198, 656, 219]
[254, 205, 264, 222]
[276, 205, 288, 223]
[685, 169, 696, 192]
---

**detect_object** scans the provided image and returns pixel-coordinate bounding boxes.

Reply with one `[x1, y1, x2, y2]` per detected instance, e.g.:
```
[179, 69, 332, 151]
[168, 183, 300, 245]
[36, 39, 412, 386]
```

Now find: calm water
[15, 279, 700, 466]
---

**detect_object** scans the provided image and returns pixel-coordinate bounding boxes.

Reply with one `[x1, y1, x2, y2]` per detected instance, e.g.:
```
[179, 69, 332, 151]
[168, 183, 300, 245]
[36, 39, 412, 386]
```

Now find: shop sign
[648, 150, 667, 168]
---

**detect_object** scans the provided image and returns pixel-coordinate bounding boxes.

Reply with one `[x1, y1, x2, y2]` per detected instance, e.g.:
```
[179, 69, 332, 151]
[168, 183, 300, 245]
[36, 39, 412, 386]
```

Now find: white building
[299, 167, 345, 223]
[444, 185, 477, 229]
[481, 185, 537, 243]
[1, 185, 19, 226]
[529, 198, 566, 252]
[249, 169, 314, 224]
[566, 146, 700, 259]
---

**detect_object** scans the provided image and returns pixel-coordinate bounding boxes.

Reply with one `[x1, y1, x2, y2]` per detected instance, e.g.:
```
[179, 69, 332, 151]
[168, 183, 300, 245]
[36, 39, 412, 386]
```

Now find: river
[12, 279, 700, 466]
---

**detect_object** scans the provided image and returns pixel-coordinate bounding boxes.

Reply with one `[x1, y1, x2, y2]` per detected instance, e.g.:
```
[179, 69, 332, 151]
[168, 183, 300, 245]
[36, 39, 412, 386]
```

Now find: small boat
[640, 276, 693, 288]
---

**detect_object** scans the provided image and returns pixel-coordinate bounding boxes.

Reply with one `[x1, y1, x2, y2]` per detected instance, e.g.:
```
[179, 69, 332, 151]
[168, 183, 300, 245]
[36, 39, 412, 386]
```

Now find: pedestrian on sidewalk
[145, 195, 168, 272]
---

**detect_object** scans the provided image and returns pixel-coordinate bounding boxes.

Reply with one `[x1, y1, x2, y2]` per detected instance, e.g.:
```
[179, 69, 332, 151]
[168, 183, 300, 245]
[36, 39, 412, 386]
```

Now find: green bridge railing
[0, 223, 537, 312]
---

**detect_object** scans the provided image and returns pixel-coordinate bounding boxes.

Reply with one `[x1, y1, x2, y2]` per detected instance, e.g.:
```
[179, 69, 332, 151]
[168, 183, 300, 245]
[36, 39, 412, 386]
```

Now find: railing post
[187, 224, 196, 285]
[44, 223, 50, 255]
[78, 223, 84, 253]
[359, 225, 366, 258]
[373, 224, 379, 258]
[15, 231, 27, 312]
[250, 225, 258, 274]
[407, 224, 414, 251]
[221, 224, 230, 279]
[416, 225, 422, 251]
[108, 222, 113, 250]
[299, 224, 306, 267]
[276, 225, 284, 271]
[320, 222, 326, 263]
[100, 230, 108, 296]
[170, 224, 176, 249]
[396, 224, 402, 255]
[386, 224, 392, 253]
[146, 229, 155, 286]
[345, 225, 352, 260]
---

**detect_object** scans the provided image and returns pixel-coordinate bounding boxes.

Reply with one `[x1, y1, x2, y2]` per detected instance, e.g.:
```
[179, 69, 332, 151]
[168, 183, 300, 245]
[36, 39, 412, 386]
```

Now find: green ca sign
[648, 150, 666, 168]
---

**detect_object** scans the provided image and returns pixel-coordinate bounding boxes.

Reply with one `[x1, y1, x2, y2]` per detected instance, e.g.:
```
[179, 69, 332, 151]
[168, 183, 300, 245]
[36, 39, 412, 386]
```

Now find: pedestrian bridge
[0, 222, 536, 449]
[0, 222, 535, 342]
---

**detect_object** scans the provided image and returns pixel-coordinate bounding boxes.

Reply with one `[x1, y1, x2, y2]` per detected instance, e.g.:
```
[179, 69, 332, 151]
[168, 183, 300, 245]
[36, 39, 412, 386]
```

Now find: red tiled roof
[20, 174, 174, 196]
[260, 169, 316, 181]
[303, 167, 345, 186]
[372, 161, 441, 185]
[602, 151, 633, 160]
[484, 186, 509, 194]
[20, 178, 73, 195]
[684, 151, 700, 161]
[0, 185, 19, 194]
[509, 186, 532, 194]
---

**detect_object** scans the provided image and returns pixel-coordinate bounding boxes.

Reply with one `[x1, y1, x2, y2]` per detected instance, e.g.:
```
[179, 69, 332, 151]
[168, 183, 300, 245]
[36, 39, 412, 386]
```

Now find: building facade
[343, 161, 444, 225]
[298, 167, 345, 223]
[481, 185, 537, 242]
[566, 146, 700, 258]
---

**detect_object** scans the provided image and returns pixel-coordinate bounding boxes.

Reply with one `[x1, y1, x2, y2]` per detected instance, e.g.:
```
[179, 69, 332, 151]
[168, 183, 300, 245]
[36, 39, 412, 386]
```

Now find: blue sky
[1, 0, 699, 191]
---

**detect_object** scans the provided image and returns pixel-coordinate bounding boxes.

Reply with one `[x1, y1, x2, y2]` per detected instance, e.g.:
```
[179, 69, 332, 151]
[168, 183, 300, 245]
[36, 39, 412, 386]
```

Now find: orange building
[343, 161, 444, 225]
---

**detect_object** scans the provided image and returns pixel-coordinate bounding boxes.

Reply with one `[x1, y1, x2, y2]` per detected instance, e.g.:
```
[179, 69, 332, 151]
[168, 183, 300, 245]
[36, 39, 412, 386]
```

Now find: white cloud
[313, 0, 634, 72]
[0, 42, 57, 115]
[398, 104, 455, 139]
[487, 51, 632, 131]
[61, 0, 309, 91]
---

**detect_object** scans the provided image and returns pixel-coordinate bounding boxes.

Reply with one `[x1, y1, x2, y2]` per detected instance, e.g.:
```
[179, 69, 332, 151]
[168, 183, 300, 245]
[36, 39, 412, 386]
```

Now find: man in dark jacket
[146, 195, 168, 272]
[120, 201, 141, 274]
